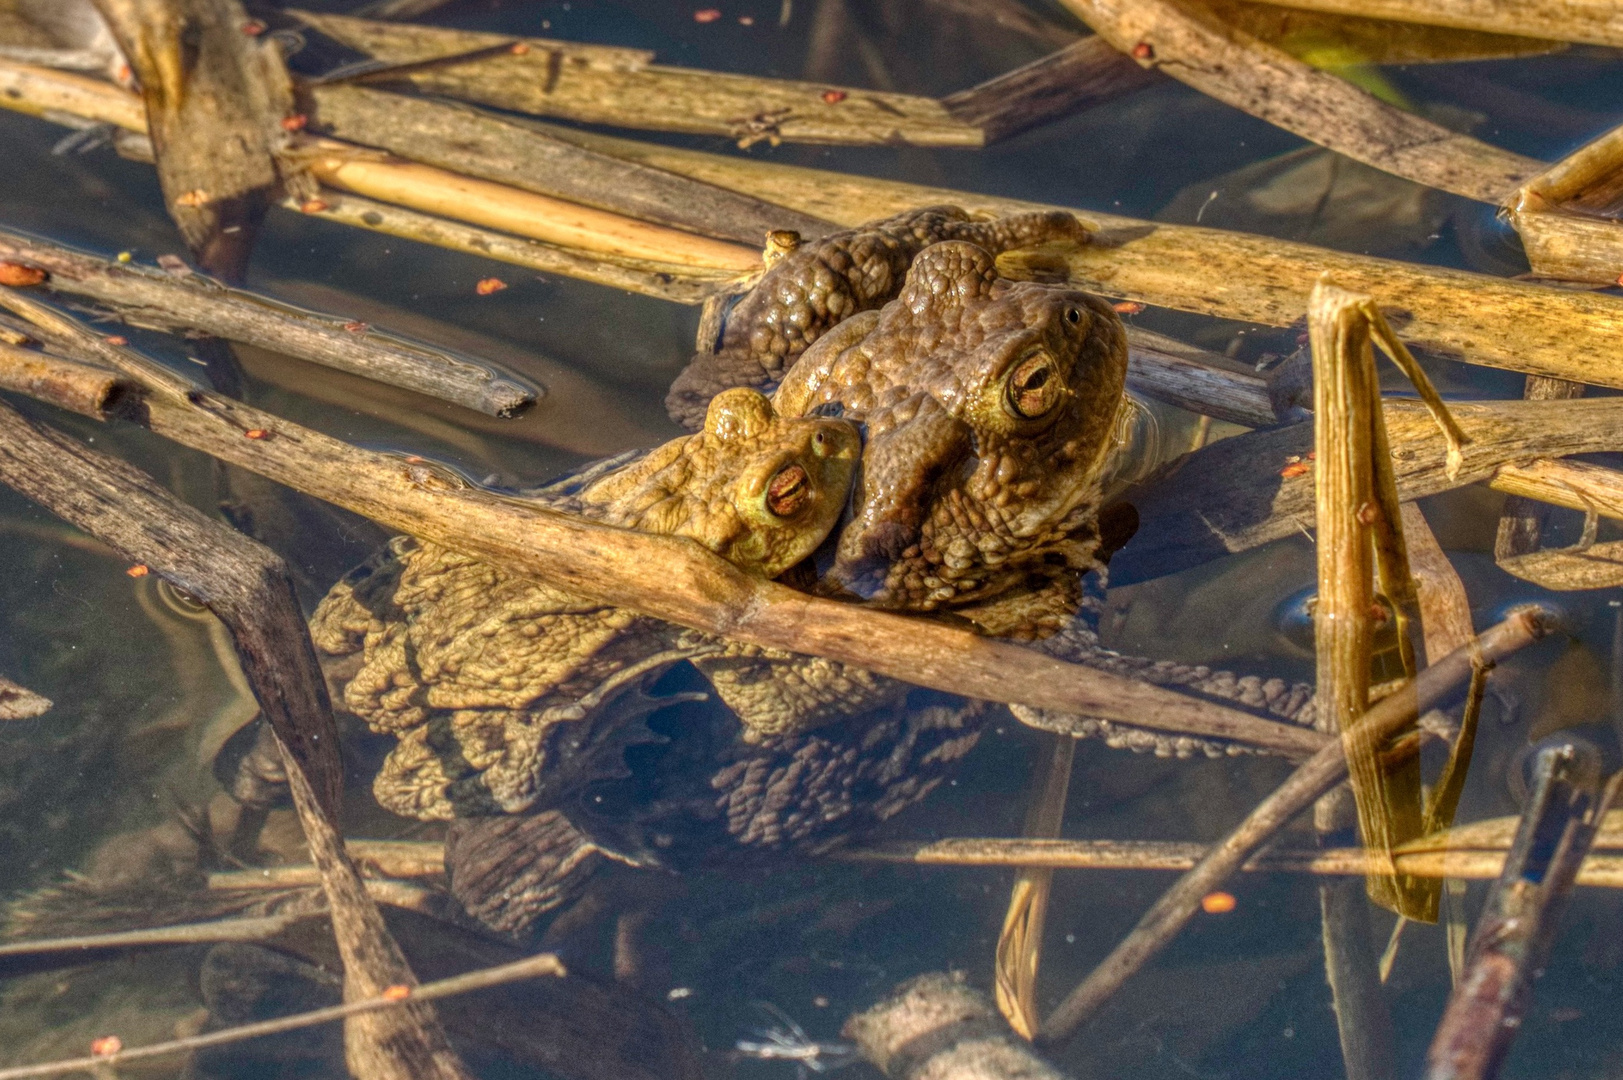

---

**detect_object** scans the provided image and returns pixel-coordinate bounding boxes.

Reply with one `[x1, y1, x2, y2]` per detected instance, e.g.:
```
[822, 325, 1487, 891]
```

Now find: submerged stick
[0, 226, 539, 417]
[847, 973, 1072, 1080]
[1036, 609, 1549, 1047]
[0, 346, 1322, 758]
[845, 839, 1623, 886]
[0, 952, 566, 1080]
[0, 675, 51, 720]
[0, 397, 473, 1080]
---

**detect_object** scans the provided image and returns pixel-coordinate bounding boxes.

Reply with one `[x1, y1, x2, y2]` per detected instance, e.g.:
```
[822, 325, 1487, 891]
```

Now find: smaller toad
[309, 388, 860, 821]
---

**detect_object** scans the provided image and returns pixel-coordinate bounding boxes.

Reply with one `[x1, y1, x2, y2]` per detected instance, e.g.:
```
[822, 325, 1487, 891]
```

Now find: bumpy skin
[665, 206, 1087, 429]
[775, 239, 1128, 627]
[309, 389, 860, 820]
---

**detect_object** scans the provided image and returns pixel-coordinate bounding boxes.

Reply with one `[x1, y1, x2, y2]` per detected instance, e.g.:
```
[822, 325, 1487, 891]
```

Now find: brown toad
[309, 388, 860, 820]
[665, 205, 1088, 430]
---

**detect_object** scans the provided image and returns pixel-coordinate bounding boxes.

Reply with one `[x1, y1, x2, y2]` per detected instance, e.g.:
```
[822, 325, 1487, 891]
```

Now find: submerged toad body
[309, 388, 859, 820]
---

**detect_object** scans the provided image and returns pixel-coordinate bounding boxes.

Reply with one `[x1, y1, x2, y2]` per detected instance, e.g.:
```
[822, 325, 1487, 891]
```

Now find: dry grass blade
[0, 674, 51, 720]
[0, 952, 566, 1080]
[994, 736, 1075, 1039]
[1310, 278, 1435, 919]
[1035, 608, 1550, 1047]
[1051, 0, 1540, 202]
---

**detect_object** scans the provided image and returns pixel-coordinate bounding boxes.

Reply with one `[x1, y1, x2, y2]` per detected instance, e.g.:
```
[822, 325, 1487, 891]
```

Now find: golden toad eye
[1065, 307, 1082, 325]
[1005, 352, 1062, 419]
[766, 464, 811, 517]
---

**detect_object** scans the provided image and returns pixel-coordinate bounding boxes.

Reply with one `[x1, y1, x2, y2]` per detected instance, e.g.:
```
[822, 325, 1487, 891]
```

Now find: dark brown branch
[1423, 748, 1615, 1080]
[0, 396, 343, 814]
[942, 36, 1158, 143]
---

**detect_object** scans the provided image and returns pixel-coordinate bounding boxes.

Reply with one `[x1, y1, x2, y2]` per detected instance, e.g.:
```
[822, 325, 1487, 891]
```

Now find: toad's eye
[1005, 351, 1063, 419]
[766, 464, 811, 517]
[1065, 307, 1082, 325]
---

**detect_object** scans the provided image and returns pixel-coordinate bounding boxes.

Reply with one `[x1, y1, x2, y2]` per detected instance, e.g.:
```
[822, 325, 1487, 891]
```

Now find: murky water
[3, 3, 1623, 1078]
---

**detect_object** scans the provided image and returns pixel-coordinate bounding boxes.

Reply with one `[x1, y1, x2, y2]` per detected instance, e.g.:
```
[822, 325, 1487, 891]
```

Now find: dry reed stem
[1051, 0, 1540, 202]
[0, 344, 1323, 757]
[290, 10, 981, 148]
[1508, 122, 1623, 284]
[1312, 279, 1459, 918]
[994, 736, 1074, 1039]
[519, 119, 1623, 395]
[0, 342, 125, 419]
[298, 138, 761, 272]
[290, 191, 730, 305]
[0, 952, 566, 1080]
[9, 54, 1623, 398]
[1035, 608, 1549, 1046]
[1245, 0, 1623, 49]
[0, 914, 304, 957]
[0, 61, 760, 286]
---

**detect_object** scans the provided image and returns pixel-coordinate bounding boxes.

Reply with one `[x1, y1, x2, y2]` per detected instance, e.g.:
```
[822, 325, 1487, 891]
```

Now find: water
[3, 2, 1623, 1077]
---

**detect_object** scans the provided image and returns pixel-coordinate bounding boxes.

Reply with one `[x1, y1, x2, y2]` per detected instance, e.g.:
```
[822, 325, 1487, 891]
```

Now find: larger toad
[309, 388, 860, 820]
[665, 205, 1087, 430]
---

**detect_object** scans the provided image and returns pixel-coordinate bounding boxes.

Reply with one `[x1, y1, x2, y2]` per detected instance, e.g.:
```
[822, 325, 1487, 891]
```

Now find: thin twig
[0, 952, 566, 1080]
[1036, 609, 1551, 1046]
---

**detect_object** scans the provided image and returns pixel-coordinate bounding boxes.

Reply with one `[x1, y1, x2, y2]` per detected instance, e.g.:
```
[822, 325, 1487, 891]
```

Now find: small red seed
[242, 19, 265, 35]
[1280, 462, 1311, 479]
[821, 89, 847, 104]
[0, 261, 46, 287]
[1111, 301, 1145, 315]
[1132, 41, 1154, 60]
[693, 8, 722, 22]
[244, 428, 270, 440]
[511, 41, 531, 54]
[1201, 891, 1236, 914]
[126, 565, 149, 578]
[91, 1036, 123, 1057]
[738, 14, 754, 24]
[381, 984, 412, 1001]
[343, 321, 369, 333]
[104, 335, 128, 346]
[281, 114, 308, 132]
[476, 277, 508, 296]
[300, 198, 329, 214]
